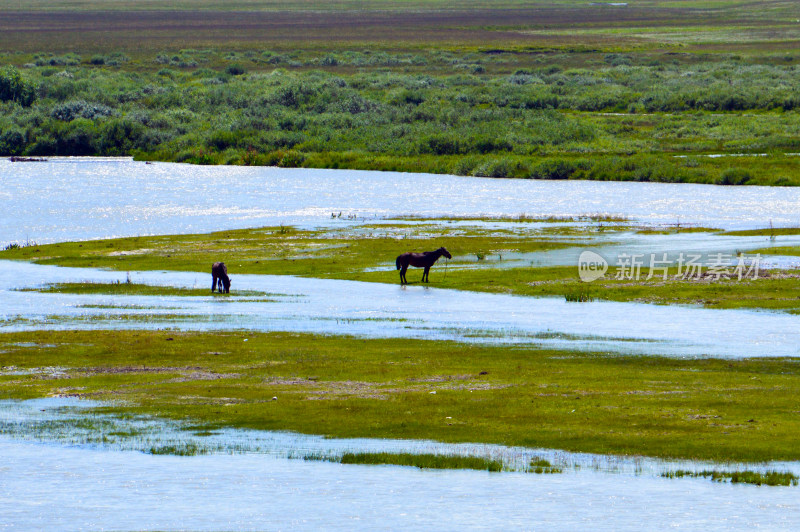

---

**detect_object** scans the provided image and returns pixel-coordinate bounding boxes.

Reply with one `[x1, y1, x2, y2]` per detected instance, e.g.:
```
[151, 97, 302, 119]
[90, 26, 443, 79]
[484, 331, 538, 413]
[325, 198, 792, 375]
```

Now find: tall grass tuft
[148, 442, 208, 456]
[564, 289, 595, 302]
[527, 457, 562, 474]
[337, 452, 504, 472]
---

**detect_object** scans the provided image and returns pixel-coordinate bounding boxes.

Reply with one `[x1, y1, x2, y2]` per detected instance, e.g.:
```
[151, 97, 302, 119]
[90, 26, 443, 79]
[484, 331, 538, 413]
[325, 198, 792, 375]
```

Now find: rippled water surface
[3, 157, 800, 245]
[6, 437, 797, 531]
[2, 399, 798, 531]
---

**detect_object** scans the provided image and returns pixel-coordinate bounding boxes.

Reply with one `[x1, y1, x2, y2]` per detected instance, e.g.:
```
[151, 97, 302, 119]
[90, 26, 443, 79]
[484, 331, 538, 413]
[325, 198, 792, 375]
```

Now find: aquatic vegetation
[3, 239, 37, 251]
[721, 227, 800, 237]
[149, 443, 209, 456]
[527, 457, 562, 474]
[563, 289, 595, 303]
[394, 214, 629, 224]
[337, 452, 504, 472]
[662, 470, 799, 487]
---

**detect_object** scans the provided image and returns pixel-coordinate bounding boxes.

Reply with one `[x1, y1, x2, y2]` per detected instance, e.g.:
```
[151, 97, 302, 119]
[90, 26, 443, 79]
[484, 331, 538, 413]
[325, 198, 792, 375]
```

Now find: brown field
[0, 3, 782, 53]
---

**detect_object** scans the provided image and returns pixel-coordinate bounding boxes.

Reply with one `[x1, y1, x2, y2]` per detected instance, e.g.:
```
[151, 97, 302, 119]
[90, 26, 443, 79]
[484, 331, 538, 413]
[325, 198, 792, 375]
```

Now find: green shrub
[208, 130, 240, 151]
[225, 64, 247, 76]
[278, 149, 306, 167]
[0, 129, 25, 155]
[604, 53, 632, 67]
[56, 119, 99, 155]
[34, 54, 80, 67]
[0, 67, 37, 106]
[99, 119, 145, 154]
[420, 135, 461, 155]
[531, 159, 578, 180]
[51, 100, 114, 121]
[473, 158, 513, 178]
[717, 168, 752, 186]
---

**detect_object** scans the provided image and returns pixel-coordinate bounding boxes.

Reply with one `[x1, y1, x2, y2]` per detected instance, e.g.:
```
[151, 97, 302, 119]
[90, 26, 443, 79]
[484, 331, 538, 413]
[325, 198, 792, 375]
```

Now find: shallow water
[446, 230, 800, 269]
[6, 438, 798, 531]
[2, 261, 799, 358]
[4, 398, 796, 476]
[3, 157, 800, 246]
[2, 398, 799, 531]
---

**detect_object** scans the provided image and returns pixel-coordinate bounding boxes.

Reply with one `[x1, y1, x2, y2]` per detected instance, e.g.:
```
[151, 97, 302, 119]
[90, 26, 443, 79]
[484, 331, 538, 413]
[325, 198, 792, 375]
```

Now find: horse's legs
[211, 275, 217, 292]
[423, 267, 430, 282]
[400, 266, 408, 284]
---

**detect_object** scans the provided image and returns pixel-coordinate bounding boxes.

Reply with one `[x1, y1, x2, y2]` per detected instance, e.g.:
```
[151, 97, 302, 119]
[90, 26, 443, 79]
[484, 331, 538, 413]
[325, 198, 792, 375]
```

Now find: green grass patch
[335, 452, 504, 472]
[148, 443, 209, 456]
[0, 223, 574, 279]
[720, 227, 800, 237]
[752, 245, 800, 257]
[21, 282, 270, 298]
[3, 329, 800, 462]
[663, 469, 799, 486]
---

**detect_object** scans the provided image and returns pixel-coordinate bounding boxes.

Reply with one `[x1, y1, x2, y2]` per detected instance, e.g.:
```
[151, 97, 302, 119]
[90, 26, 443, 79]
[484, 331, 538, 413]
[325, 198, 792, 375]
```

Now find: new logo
[578, 250, 608, 282]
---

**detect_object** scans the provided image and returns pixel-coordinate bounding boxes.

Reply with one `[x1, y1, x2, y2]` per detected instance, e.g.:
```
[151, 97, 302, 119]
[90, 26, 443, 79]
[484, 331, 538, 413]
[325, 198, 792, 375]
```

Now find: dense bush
[0, 129, 25, 155]
[0, 67, 37, 106]
[717, 168, 752, 185]
[530, 159, 579, 180]
[51, 100, 115, 121]
[1, 48, 798, 185]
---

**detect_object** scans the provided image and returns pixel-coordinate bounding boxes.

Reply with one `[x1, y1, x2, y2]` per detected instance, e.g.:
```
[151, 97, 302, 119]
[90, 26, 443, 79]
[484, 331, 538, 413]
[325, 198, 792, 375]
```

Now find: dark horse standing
[396, 247, 452, 285]
[211, 262, 231, 293]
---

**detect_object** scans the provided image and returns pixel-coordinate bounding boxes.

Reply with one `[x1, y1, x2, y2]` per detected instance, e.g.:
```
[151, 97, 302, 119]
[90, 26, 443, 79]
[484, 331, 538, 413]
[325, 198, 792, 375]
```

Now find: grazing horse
[211, 262, 231, 293]
[395, 247, 452, 285]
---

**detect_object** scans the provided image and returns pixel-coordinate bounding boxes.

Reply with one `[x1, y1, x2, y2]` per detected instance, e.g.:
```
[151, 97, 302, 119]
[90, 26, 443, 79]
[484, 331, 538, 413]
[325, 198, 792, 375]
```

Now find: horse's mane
[422, 247, 445, 256]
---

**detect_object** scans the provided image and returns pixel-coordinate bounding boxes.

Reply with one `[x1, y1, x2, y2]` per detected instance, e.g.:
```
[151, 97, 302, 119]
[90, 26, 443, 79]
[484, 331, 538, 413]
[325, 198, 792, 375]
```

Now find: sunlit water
[1, 398, 798, 531]
[3, 158, 800, 529]
[2, 261, 799, 358]
[3, 157, 800, 246]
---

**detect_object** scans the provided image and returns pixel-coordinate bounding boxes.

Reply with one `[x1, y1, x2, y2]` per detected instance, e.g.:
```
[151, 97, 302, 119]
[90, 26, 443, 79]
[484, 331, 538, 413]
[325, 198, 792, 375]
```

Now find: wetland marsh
[4, 0, 800, 528]
[2, 132, 800, 532]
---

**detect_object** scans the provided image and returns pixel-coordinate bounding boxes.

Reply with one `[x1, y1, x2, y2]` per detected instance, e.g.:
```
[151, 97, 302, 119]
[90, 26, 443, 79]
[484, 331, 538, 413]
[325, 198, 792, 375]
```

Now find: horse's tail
[396, 255, 402, 270]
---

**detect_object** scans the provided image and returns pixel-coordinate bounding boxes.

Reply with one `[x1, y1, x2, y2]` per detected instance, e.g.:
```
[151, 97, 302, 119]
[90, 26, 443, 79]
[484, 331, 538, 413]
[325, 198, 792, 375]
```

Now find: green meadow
[3, 329, 800, 463]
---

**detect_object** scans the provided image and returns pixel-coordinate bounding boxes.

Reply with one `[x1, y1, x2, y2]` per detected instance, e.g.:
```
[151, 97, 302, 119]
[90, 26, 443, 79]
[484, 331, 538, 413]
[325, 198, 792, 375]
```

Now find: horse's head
[440, 247, 452, 259]
[222, 275, 231, 293]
